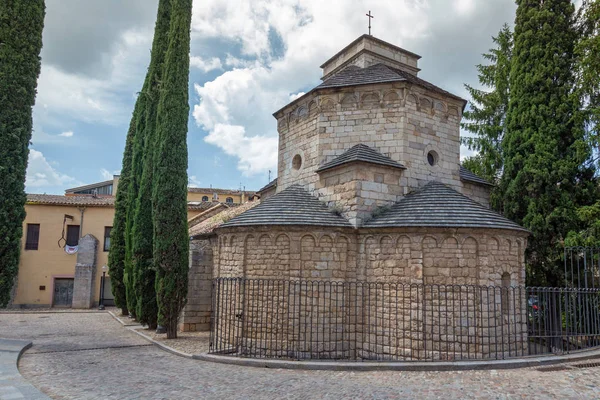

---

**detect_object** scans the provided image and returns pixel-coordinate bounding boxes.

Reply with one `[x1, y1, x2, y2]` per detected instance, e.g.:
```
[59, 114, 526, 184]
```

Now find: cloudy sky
[26, 0, 517, 194]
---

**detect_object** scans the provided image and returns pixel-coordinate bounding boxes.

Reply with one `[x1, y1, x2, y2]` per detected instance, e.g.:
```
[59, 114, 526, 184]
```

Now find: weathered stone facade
[72, 234, 98, 309]
[182, 35, 529, 361]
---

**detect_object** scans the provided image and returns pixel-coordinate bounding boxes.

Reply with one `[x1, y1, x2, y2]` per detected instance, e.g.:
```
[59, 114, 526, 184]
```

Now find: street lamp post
[98, 265, 107, 310]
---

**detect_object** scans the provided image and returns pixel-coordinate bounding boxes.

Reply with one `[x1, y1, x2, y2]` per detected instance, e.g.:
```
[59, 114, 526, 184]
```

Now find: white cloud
[204, 124, 278, 175]
[26, 149, 80, 192]
[191, 0, 493, 176]
[188, 175, 202, 187]
[190, 56, 223, 72]
[100, 168, 121, 180]
[58, 130, 74, 137]
[34, 28, 152, 132]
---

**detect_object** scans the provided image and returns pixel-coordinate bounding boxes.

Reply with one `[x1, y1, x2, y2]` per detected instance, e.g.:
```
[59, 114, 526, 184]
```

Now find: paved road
[1, 312, 600, 399]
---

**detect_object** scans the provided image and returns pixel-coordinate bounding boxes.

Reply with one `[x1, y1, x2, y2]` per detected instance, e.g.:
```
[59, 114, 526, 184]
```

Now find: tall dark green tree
[564, 0, 600, 248]
[462, 24, 513, 202]
[0, 0, 45, 307]
[108, 109, 140, 316]
[500, 0, 597, 285]
[124, 90, 149, 317]
[153, 0, 192, 339]
[131, 0, 171, 329]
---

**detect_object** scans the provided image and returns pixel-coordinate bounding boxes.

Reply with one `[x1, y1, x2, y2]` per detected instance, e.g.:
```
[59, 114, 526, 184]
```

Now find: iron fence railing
[209, 278, 600, 361]
[565, 247, 600, 289]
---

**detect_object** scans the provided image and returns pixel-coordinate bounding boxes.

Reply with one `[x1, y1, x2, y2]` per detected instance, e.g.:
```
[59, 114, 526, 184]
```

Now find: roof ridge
[219, 184, 352, 228]
[316, 143, 405, 173]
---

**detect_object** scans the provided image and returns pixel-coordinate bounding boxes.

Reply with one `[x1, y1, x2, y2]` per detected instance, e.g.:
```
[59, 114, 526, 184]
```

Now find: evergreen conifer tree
[131, 0, 171, 329]
[501, 0, 597, 285]
[108, 110, 140, 316]
[462, 24, 512, 204]
[124, 91, 149, 317]
[152, 0, 192, 339]
[0, 0, 45, 307]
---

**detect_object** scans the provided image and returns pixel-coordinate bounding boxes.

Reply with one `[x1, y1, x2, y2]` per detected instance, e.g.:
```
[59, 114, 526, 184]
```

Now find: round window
[427, 151, 438, 166]
[292, 154, 302, 170]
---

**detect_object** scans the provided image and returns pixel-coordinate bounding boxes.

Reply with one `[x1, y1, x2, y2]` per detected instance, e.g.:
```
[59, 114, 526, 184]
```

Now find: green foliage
[0, 0, 45, 307]
[575, 0, 600, 168]
[124, 91, 149, 317]
[130, 0, 171, 329]
[500, 0, 598, 286]
[565, 201, 600, 247]
[462, 24, 513, 187]
[108, 110, 139, 315]
[152, 0, 192, 338]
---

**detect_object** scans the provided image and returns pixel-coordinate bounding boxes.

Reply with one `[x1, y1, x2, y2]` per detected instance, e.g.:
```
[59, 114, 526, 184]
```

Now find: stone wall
[315, 163, 404, 227]
[274, 83, 482, 213]
[180, 237, 215, 332]
[210, 226, 528, 359]
[72, 234, 98, 309]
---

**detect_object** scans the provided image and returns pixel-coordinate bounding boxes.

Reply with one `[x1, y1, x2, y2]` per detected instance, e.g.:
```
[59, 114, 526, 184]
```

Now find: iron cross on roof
[366, 10, 374, 35]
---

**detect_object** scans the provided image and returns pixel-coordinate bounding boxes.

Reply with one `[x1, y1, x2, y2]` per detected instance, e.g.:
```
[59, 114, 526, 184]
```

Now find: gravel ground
[1, 312, 600, 399]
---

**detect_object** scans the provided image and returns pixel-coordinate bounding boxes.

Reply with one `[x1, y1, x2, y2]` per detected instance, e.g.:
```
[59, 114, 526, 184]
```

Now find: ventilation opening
[292, 154, 302, 170]
[427, 151, 438, 166]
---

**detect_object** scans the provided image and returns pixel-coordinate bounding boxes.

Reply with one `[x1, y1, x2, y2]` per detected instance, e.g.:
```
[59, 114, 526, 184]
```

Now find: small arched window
[202, 196, 209, 202]
[226, 197, 234, 204]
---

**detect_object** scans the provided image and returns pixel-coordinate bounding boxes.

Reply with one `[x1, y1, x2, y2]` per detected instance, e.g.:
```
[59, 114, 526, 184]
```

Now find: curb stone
[107, 311, 193, 359]
[193, 347, 600, 371]
[0, 338, 50, 399]
[107, 311, 600, 371]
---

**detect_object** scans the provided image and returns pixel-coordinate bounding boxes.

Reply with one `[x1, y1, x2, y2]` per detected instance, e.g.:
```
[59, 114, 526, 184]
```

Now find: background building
[12, 175, 255, 308]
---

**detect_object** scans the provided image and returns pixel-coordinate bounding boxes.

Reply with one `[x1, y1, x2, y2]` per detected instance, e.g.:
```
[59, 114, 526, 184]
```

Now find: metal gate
[53, 278, 74, 307]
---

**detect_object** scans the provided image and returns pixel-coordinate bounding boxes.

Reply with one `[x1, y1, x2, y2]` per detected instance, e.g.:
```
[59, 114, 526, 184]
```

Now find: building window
[104, 227, 112, 252]
[226, 197, 234, 204]
[25, 224, 40, 250]
[202, 196, 209, 202]
[66, 225, 80, 247]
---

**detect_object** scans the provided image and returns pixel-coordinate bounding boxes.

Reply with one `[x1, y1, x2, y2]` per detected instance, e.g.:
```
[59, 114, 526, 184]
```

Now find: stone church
[183, 35, 529, 360]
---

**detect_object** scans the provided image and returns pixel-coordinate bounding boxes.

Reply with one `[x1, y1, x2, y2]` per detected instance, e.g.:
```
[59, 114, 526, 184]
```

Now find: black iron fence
[209, 278, 600, 361]
[565, 247, 600, 289]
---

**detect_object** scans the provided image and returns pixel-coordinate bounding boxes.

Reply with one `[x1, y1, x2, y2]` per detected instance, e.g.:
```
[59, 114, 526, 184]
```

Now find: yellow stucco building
[12, 175, 255, 308]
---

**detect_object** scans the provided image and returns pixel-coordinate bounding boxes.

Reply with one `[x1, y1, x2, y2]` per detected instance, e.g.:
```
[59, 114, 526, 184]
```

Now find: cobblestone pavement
[1, 312, 600, 399]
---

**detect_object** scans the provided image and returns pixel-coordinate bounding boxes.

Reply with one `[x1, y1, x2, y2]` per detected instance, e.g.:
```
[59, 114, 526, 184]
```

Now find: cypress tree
[0, 0, 45, 307]
[153, 0, 192, 339]
[124, 91, 149, 317]
[131, 0, 171, 329]
[462, 24, 513, 201]
[501, 0, 597, 285]
[108, 108, 140, 316]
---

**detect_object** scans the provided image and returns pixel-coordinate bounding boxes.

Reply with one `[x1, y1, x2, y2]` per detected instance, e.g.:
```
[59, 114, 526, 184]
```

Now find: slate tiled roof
[459, 166, 494, 187]
[27, 194, 115, 207]
[257, 178, 277, 193]
[220, 184, 352, 228]
[316, 63, 466, 103]
[363, 181, 528, 232]
[316, 144, 405, 173]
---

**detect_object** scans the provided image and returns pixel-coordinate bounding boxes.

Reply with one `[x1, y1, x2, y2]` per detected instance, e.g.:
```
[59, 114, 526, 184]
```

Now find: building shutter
[25, 224, 40, 250]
